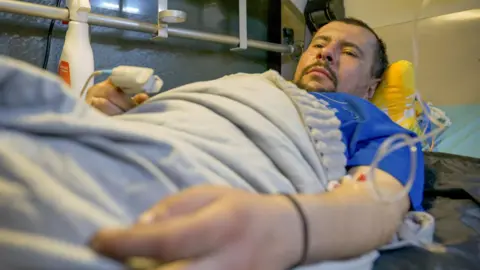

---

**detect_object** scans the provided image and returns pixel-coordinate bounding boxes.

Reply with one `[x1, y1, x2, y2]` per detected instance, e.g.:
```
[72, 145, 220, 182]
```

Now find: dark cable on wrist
[282, 193, 309, 269]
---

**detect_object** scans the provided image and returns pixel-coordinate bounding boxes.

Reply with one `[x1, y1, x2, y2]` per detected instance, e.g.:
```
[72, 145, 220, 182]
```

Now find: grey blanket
[0, 57, 433, 270]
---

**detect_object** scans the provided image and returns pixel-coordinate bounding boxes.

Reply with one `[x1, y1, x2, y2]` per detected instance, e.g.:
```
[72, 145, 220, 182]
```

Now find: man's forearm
[289, 167, 410, 264]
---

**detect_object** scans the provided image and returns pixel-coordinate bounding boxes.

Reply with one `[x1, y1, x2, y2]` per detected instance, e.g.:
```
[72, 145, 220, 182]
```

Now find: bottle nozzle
[66, 0, 91, 22]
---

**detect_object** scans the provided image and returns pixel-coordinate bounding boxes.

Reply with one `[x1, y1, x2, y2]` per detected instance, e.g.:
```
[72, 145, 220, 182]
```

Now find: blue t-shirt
[310, 92, 425, 211]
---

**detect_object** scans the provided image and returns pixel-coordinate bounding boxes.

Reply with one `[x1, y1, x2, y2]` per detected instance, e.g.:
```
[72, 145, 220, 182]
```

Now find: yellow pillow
[371, 60, 422, 134]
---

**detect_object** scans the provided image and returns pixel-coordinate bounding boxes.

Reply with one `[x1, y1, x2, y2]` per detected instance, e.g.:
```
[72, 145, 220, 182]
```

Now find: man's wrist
[268, 195, 306, 269]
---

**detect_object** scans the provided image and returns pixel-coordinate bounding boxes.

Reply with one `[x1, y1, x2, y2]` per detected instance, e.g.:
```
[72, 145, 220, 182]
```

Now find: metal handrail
[0, 0, 294, 54]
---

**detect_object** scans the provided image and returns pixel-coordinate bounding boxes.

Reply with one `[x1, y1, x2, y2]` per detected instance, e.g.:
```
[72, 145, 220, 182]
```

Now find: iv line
[79, 70, 113, 98]
[366, 0, 447, 203]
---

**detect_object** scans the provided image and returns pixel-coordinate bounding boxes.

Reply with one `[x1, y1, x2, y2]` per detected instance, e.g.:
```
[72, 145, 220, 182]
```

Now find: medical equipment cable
[79, 70, 112, 98]
[42, 0, 63, 70]
[366, 0, 448, 203]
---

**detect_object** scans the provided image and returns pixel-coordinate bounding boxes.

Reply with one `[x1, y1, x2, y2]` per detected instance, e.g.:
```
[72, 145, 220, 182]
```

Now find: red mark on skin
[357, 173, 367, 182]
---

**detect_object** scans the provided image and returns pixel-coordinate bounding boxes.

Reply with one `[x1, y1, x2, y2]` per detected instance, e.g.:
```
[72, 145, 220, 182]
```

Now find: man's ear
[366, 78, 382, 100]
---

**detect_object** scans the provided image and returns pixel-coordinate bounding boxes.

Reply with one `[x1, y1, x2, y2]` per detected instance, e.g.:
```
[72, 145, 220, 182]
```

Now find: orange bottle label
[58, 61, 71, 86]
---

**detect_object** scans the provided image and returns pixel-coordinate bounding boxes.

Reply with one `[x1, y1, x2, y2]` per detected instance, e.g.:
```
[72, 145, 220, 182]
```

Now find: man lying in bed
[0, 18, 426, 270]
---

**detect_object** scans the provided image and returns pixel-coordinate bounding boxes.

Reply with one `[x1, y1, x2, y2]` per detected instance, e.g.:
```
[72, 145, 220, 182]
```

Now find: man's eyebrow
[313, 35, 331, 42]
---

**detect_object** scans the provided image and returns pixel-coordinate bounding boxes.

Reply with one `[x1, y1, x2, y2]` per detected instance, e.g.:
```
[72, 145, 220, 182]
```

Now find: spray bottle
[58, 0, 94, 98]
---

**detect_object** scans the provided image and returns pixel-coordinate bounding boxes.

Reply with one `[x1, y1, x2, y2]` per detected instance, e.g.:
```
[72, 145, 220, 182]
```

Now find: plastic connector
[66, 0, 91, 23]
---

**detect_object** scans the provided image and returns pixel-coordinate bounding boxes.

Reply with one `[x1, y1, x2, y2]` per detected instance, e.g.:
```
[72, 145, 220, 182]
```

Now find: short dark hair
[321, 17, 389, 79]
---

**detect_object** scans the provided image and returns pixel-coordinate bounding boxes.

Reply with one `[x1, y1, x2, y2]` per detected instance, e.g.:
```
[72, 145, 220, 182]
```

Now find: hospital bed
[1, 1, 479, 269]
[376, 151, 480, 270]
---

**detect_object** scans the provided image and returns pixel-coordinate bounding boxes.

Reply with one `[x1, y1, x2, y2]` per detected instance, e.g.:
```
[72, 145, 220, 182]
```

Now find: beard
[294, 61, 338, 93]
[295, 79, 336, 93]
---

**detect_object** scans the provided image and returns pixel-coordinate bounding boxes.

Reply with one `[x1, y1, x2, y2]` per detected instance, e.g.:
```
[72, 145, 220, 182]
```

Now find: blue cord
[100, 69, 113, 75]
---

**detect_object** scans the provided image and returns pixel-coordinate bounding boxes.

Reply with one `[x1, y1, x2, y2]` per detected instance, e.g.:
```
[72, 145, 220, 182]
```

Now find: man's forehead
[314, 22, 377, 50]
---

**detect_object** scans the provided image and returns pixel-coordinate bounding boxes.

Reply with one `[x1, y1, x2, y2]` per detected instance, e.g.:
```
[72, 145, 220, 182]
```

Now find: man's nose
[316, 45, 336, 66]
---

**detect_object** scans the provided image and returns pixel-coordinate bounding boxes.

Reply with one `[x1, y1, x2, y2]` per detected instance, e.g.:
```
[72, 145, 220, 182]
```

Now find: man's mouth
[307, 66, 333, 81]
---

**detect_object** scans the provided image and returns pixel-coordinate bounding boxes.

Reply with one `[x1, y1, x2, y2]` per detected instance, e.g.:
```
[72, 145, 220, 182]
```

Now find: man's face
[294, 22, 380, 99]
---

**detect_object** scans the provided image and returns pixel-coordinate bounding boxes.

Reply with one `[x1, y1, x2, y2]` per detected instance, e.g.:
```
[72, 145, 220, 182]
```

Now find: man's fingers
[154, 242, 252, 270]
[137, 186, 238, 224]
[105, 88, 136, 111]
[90, 97, 125, 116]
[155, 261, 192, 270]
[92, 200, 242, 262]
[85, 79, 116, 102]
[133, 93, 150, 105]
[85, 79, 137, 112]
[154, 252, 229, 270]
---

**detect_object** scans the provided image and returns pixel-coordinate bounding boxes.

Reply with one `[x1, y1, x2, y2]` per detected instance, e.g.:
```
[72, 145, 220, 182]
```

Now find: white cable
[366, 0, 448, 203]
[79, 70, 112, 98]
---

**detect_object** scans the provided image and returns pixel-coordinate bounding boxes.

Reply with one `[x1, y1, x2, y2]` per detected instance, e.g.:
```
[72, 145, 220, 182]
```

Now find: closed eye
[343, 50, 358, 57]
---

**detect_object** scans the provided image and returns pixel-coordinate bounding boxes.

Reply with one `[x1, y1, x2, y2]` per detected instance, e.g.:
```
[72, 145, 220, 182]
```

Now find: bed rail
[0, 0, 295, 54]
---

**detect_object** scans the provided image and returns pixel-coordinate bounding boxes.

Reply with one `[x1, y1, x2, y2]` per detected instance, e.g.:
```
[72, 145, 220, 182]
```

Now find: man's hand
[85, 79, 149, 116]
[90, 167, 409, 269]
[90, 186, 302, 270]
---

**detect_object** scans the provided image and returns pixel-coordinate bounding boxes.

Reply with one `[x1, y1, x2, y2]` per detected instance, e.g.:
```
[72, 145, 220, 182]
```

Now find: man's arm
[290, 166, 410, 264]
[91, 166, 410, 269]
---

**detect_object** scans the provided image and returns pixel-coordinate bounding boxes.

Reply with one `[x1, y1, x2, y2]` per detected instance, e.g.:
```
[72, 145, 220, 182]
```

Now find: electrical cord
[42, 0, 63, 70]
[79, 70, 113, 98]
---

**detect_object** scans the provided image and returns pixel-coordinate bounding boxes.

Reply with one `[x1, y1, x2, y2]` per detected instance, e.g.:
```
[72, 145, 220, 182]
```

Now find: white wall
[345, 0, 480, 106]
[345, 0, 480, 28]
[282, 0, 308, 18]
